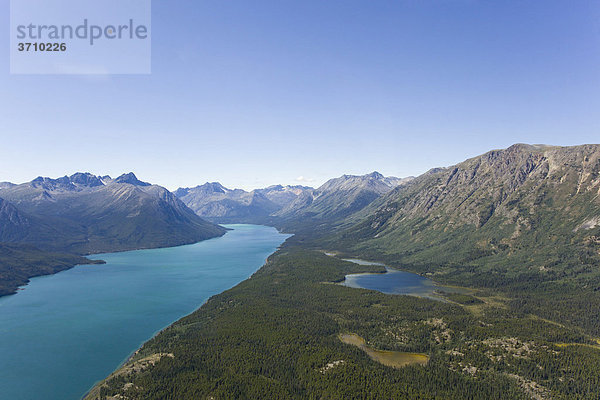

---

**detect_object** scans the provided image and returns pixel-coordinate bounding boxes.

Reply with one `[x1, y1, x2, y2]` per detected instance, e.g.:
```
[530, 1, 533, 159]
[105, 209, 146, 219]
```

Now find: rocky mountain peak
[114, 173, 151, 187]
[69, 173, 105, 188]
[366, 171, 384, 180]
[200, 182, 229, 193]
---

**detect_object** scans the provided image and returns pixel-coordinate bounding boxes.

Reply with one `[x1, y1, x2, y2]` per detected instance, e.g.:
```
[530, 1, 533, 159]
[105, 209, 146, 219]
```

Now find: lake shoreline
[322, 253, 466, 300]
[0, 231, 231, 300]
[0, 224, 289, 400]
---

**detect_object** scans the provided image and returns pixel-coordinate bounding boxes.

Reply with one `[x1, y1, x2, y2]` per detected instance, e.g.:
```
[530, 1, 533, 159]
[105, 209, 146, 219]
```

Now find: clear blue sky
[1, 0, 599, 190]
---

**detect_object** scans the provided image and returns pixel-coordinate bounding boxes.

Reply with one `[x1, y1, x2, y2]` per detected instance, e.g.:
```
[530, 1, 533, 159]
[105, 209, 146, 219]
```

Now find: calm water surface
[0, 224, 289, 400]
[341, 258, 459, 299]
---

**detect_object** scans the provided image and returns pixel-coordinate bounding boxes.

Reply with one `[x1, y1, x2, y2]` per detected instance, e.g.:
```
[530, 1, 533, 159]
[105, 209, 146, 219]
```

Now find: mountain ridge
[274, 171, 413, 231]
[175, 182, 313, 223]
[0, 172, 226, 254]
[314, 143, 600, 334]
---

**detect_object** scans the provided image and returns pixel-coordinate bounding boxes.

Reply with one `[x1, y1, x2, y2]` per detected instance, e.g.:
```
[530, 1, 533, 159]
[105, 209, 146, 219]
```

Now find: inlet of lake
[0, 224, 291, 400]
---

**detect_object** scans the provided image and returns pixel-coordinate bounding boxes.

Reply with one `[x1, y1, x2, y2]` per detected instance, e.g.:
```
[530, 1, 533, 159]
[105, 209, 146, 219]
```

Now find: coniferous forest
[87, 245, 600, 400]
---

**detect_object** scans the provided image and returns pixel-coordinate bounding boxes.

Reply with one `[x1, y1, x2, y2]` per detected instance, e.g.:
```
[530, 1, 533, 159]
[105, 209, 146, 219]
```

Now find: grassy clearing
[339, 333, 429, 368]
[555, 343, 600, 351]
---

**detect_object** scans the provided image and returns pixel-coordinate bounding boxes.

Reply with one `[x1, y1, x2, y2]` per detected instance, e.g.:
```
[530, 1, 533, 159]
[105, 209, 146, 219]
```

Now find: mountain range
[0, 172, 226, 254]
[5, 143, 600, 399]
[84, 143, 600, 400]
[274, 172, 413, 231]
[175, 172, 411, 227]
[333, 144, 600, 272]
[4, 144, 600, 329]
[174, 183, 312, 223]
[0, 172, 227, 296]
[308, 144, 600, 334]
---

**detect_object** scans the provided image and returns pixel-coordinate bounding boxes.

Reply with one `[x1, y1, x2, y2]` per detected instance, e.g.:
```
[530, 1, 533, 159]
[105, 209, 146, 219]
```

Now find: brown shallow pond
[339, 333, 429, 368]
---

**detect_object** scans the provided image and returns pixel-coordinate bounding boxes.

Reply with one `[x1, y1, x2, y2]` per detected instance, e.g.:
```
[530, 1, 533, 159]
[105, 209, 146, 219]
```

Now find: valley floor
[86, 246, 600, 400]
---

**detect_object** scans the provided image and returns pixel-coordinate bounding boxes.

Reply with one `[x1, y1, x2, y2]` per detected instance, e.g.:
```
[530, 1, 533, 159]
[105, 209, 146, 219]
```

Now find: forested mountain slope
[0, 243, 103, 296]
[336, 144, 600, 275]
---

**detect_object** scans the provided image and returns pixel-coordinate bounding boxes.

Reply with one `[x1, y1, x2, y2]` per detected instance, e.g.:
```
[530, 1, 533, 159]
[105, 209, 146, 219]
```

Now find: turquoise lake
[0, 224, 290, 400]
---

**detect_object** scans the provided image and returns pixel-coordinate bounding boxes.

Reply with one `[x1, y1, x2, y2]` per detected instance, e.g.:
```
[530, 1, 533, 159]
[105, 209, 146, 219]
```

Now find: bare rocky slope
[336, 144, 600, 267]
[274, 172, 413, 231]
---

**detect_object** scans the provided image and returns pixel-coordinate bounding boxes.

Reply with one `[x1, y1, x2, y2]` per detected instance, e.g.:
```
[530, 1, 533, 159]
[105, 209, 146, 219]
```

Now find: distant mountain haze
[174, 173, 412, 226]
[6, 144, 599, 311]
[273, 171, 414, 231]
[175, 182, 313, 223]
